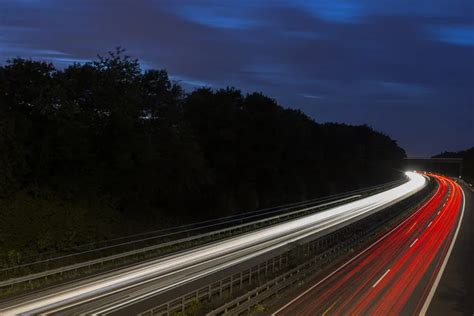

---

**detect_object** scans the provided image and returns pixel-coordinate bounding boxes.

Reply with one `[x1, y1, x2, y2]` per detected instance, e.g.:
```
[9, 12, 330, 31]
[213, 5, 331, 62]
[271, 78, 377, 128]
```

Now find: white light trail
[0, 172, 426, 315]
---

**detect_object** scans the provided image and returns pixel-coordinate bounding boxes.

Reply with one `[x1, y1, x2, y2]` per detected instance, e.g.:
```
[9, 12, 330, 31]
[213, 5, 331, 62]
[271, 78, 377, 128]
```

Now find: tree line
[0, 49, 406, 262]
[434, 147, 474, 183]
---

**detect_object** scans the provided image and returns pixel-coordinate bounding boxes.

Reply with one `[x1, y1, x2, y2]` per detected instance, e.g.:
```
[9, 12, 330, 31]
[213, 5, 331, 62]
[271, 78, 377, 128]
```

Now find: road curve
[273, 174, 464, 316]
[0, 172, 426, 315]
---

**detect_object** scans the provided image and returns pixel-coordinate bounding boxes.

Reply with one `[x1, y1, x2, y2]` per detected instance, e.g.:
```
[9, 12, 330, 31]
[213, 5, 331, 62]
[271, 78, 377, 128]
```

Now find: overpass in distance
[0, 171, 469, 315]
[404, 157, 463, 178]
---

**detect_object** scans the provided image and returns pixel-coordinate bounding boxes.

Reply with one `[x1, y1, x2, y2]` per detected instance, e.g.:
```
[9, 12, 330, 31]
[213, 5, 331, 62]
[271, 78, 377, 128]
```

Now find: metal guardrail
[0, 178, 406, 292]
[2, 178, 406, 267]
[137, 178, 435, 316]
[136, 221, 380, 316]
[138, 254, 290, 316]
[208, 179, 438, 316]
[458, 178, 474, 192]
[64, 179, 405, 251]
[0, 195, 360, 289]
[207, 239, 356, 316]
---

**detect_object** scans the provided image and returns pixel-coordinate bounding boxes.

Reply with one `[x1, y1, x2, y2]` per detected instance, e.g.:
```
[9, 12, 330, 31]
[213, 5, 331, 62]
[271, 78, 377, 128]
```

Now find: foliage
[433, 147, 474, 183]
[0, 49, 406, 260]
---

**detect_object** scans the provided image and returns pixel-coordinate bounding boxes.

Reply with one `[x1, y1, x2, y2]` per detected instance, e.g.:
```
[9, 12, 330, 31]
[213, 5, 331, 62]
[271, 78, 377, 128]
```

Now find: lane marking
[419, 184, 466, 315]
[322, 297, 340, 316]
[427, 221, 432, 228]
[372, 269, 391, 288]
[407, 222, 417, 233]
[271, 179, 439, 315]
[410, 238, 418, 248]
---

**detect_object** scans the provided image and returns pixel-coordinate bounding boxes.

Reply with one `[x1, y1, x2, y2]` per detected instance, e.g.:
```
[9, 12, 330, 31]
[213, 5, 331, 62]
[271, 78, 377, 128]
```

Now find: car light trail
[0, 173, 426, 315]
[273, 174, 464, 316]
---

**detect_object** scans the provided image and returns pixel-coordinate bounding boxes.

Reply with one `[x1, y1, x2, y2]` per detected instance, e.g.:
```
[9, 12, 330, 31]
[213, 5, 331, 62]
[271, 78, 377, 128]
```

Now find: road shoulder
[427, 182, 473, 315]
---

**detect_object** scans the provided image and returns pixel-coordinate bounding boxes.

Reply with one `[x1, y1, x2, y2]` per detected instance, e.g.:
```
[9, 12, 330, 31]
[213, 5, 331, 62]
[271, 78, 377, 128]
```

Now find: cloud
[428, 25, 474, 46]
[378, 81, 431, 96]
[300, 94, 325, 99]
[290, 0, 365, 23]
[0, 0, 472, 155]
[161, 3, 261, 29]
[172, 75, 213, 89]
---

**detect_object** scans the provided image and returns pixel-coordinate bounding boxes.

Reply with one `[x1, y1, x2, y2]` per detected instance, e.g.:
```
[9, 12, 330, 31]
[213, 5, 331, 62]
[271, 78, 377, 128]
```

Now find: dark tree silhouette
[0, 50, 406, 262]
[433, 147, 474, 183]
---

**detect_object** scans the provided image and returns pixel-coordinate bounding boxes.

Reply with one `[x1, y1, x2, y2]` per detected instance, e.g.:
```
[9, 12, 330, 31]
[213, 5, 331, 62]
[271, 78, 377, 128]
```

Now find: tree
[0, 51, 406, 260]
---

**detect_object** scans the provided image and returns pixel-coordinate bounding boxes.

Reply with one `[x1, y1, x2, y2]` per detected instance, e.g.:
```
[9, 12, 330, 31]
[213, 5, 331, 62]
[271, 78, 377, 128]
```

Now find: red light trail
[274, 174, 464, 316]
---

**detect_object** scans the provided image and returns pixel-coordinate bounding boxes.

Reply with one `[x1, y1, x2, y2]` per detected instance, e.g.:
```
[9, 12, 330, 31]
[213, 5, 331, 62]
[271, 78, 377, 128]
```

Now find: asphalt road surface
[273, 174, 464, 316]
[426, 181, 473, 315]
[0, 172, 426, 315]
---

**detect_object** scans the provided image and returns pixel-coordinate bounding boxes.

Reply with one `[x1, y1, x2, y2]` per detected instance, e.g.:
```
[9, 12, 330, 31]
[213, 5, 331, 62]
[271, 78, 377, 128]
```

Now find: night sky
[1, 0, 473, 156]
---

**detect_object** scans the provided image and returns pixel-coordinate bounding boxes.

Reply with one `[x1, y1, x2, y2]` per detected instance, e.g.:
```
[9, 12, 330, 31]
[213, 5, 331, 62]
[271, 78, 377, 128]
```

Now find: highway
[427, 179, 473, 315]
[0, 172, 426, 315]
[273, 174, 464, 316]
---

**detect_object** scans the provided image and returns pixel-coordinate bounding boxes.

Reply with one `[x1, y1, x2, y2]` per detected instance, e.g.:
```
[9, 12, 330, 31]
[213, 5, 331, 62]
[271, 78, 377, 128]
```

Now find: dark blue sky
[1, 0, 473, 156]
